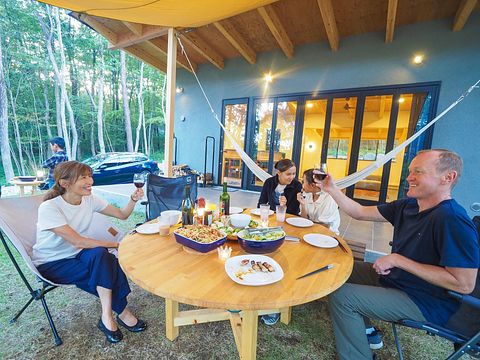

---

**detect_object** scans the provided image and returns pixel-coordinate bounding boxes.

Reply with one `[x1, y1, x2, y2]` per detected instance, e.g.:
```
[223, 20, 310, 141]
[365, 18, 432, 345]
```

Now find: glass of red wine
[313, 163, 328, 181]
[133, 173, 146, 188]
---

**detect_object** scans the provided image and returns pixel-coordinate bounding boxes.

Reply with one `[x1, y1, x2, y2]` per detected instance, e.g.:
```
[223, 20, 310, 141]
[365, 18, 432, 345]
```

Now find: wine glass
[313, 163, 328, 181]
[133, 173, 146, 188]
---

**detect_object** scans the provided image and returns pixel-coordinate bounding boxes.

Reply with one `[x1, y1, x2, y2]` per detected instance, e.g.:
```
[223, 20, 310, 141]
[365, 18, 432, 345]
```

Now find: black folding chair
[392, 217, 480, 359]
[143, 173, 198, 221]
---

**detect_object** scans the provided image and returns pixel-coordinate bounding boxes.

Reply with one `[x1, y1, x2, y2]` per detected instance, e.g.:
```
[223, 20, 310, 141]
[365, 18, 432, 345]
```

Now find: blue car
[83, 152, 159, 185]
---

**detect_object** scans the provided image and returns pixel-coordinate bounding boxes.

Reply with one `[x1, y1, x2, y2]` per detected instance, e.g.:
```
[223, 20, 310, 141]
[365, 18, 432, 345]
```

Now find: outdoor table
[118, 212, 353, 360]
[9, 177, 44, 196]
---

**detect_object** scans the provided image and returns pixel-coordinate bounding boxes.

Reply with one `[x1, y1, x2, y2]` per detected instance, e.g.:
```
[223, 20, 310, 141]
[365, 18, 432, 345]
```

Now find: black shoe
[116, 315, 147, 332]
[97, 319, 123, 343]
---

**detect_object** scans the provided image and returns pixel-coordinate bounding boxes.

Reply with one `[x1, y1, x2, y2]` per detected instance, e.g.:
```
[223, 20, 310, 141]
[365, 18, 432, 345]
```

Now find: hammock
[177, 35, 479, 189]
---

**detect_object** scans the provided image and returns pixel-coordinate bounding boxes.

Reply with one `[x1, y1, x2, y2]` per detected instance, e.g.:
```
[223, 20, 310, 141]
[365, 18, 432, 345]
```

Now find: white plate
[136, 223, 159, 235]
[303, 234, 338, 248]
[286, 217, 314, 227]
[229, 207, 244, 215]
[225, 255, 284, 286]
[250, 208, 274, 216]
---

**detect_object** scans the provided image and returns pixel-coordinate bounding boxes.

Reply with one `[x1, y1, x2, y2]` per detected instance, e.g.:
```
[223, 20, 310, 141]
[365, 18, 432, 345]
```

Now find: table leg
[19, 186, 24, 197]
[32, 185, 38, 194]
[240, 310, 258, 360]
[280, 306, 291, 325]
[165, 298, 179, 340]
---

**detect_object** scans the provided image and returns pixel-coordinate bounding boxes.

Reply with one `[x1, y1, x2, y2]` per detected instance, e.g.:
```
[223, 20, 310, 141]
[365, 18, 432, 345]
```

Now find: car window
[101, 162, 118, 169]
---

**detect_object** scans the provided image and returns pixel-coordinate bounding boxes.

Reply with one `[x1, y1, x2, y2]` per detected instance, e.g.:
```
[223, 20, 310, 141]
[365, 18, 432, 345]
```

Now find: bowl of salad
[237, 228, 286, 254]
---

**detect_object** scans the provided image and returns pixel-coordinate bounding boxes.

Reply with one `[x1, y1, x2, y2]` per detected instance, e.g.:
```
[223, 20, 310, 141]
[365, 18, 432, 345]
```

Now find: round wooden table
[119, 213, 353, 360]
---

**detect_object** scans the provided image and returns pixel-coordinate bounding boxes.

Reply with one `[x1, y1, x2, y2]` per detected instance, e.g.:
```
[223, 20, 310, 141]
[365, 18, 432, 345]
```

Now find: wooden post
[280, 306, 291, 324]
[164, 28, 177, 177]
[240, 310, 258, 360]
[165, 298, 179, 340]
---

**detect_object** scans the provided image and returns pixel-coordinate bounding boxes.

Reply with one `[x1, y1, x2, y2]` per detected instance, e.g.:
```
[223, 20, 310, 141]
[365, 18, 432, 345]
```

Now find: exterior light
[398, 97, 405, 103]
[176, 86, 184, 94]
[264, 73, 273, 83]
[412, 54, 424, 65]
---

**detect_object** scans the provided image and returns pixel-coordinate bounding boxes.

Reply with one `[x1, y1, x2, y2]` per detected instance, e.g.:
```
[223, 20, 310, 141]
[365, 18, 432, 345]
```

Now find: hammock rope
[177, 34, 479, 189]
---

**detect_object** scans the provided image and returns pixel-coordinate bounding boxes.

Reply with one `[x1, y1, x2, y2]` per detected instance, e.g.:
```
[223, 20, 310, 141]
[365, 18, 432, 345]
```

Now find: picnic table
[9, 177, 44, 196]
[118, 212, 353, 360]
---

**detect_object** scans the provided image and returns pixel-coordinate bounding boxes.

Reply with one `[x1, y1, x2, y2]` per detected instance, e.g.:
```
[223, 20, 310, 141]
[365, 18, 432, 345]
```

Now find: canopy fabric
[37, 0, 278, 27]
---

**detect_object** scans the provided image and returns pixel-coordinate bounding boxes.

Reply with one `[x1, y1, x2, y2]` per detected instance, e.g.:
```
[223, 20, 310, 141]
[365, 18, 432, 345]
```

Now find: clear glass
[313, 163, 328, 181]
[133, 173, 146, 188]
[276, 205, 286, 222]
[260, 204, 270, 227]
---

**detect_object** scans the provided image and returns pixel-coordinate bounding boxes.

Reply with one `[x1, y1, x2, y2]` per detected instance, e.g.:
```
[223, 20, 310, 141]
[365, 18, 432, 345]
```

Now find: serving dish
[174, 225, 226, 253]
[237, 228, 285, 254]
[18, 176, 37, 182]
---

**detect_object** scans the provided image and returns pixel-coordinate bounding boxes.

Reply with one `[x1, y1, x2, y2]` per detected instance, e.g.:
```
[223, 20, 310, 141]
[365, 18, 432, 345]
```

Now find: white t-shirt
[302, 191, 341, 235]
[33, 194, 109, 266]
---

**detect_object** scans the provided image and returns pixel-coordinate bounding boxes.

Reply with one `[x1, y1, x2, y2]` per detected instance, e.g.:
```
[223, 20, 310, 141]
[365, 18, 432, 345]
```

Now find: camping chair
[143, 173, 198, 221]
[391, 217, 480, 359]
[0, 194, 123, 346]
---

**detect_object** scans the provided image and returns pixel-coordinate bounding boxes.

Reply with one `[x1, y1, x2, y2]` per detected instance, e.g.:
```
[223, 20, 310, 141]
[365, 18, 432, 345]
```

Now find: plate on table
[286, 217, 314, 228]
[303, 234, 338, 248]
[229, 207, 244, 215]
[225, 255, 284, 286]
[250, 208, 274, 216]
[136, 223, 159, 235]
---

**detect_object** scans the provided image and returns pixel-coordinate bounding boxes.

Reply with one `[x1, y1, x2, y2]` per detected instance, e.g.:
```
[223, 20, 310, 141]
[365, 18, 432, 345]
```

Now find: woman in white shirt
[33, 161, 146, 343]
[297, 168, 341, 234]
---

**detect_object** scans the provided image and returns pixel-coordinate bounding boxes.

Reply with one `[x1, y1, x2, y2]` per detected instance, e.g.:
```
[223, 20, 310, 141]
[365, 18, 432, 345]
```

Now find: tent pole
[164, 27, 177, 177]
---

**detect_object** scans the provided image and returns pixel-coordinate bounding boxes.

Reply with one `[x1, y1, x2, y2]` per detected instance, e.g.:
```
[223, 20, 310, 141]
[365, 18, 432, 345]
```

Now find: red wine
[314, 172, 327, 181]
[134, 181, 145, 188]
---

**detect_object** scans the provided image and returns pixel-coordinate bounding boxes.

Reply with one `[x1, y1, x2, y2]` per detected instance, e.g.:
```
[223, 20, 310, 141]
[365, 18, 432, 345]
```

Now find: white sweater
[301, 191, 340, 234]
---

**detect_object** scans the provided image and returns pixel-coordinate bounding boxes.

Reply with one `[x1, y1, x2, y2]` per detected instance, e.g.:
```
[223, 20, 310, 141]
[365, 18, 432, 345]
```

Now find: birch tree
[97, 50, 106, 153]
[120, 51, 133, 152]
[0, 36, 14, 180]
[134, 62, 144, 152]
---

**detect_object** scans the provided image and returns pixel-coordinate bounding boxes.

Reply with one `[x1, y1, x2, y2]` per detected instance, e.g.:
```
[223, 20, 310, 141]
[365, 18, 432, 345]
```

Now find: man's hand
[313, 171, 335, 193]
[373, 253, 402, 275]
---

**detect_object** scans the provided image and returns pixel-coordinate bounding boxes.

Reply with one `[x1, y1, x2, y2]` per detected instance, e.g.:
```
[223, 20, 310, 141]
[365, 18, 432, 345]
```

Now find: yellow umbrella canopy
[37, 0, 278, 27]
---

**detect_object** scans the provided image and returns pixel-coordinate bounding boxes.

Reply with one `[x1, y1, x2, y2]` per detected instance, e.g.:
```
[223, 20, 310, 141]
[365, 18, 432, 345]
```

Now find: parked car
[83, 152, 159, 185]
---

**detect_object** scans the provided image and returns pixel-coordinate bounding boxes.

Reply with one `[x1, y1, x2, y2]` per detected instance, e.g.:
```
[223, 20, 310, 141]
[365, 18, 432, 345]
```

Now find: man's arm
[373, 254, 478, 294]
[316, 174, 386, 222]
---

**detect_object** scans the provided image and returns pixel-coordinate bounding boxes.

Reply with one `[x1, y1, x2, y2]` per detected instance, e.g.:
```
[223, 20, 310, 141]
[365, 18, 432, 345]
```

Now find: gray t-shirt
[33, 194, 108, 266]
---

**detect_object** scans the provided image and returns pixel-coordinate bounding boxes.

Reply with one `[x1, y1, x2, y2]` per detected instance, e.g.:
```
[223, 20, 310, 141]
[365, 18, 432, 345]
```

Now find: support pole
[164, 28, 177, 177]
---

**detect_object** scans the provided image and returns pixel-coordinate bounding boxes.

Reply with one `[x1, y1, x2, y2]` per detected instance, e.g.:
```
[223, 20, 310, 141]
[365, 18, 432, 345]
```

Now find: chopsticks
[296, 264, 333, 279]
[333, 237, 349, 253]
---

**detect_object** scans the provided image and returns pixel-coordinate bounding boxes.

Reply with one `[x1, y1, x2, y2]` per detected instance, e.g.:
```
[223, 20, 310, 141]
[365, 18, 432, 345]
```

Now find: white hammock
[177, 35, 479, 189]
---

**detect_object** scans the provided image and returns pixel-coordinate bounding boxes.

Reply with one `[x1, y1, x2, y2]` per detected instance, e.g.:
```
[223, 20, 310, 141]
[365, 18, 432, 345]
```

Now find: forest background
[0, 0, 167, 185]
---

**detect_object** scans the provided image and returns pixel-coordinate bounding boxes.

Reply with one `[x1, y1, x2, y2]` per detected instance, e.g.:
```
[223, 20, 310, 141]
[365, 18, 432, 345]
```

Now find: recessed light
[264, 73, 273, 83]
[398, 97, 405, 103]
[413, 54, 424, 65]
[306, 103, 314, 108]
[176, 86, 184, 94]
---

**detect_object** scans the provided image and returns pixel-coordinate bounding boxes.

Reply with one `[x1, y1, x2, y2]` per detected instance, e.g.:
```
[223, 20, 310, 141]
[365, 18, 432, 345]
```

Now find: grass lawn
[0, 212, 463, 359]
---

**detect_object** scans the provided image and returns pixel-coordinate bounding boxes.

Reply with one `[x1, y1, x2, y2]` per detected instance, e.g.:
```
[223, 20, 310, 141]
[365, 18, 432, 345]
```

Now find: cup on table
[158, 216, 170, 236]
[260, 204, 270, 227]
[276, 205, 286, 222]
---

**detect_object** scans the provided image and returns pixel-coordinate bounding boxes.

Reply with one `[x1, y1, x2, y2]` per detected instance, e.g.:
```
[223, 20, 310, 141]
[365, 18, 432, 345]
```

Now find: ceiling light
[264, 73, 273, 83]
[398, 97, 405, 103]
[176, 86, 184, 94]
[412, 54, 424, 65]
[306, 103, 314, 109]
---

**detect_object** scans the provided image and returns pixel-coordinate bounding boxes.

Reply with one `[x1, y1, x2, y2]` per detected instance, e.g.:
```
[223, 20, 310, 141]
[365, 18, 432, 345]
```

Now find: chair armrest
[140, 201, 148, 206]
[447, 290, 480, 309]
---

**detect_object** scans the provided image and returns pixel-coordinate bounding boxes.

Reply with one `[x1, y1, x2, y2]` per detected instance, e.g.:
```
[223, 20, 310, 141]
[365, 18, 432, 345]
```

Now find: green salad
[240, 230, 285, 241]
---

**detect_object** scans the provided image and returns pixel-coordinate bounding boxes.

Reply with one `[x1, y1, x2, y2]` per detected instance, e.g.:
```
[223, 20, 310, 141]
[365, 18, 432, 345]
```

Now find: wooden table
[9, 177, 44, 196]
[119, 214, 353, 360]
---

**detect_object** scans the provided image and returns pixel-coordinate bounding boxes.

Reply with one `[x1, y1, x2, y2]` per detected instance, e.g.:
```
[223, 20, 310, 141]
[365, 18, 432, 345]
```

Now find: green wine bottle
[181, 185, 194, 225]
[219, 182, 230, 216]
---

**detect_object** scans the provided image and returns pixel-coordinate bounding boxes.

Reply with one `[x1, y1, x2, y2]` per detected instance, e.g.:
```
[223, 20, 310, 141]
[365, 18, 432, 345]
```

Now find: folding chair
[391, 218, 480, 359]
[143, 173, 198, 221]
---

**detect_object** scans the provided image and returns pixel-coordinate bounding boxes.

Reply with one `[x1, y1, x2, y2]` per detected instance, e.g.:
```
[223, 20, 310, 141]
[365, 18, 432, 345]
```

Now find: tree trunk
[134, 62, 144, 152]
[120, 51, 134, 152]
[7, 82, 25, 174]
[54, 82, 62, 136]
[97, 53, 106, 154]
[0, 36, 14, 180]
[44, 80, 53, 140]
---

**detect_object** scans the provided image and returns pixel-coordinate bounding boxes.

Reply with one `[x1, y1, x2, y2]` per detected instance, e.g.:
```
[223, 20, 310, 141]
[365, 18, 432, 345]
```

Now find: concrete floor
[92, 183, 393, 259]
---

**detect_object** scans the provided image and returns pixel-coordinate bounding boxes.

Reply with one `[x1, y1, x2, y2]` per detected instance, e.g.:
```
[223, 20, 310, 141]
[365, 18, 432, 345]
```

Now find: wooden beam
[214, 19, 256, 64]
[180, 32, 224, 70]
[164, 28, 177, 178]
[148, 37, 197, 73]
[122, 21, 143, 36]
[452, 0, 478, 31]
[110, 25, 169, 50]
[316, 0, 339, 51]
[257, 5, 294, 58]
[385, 0, 398, 43]
[75, 13, 118, 44]
[124, 44, 167, 73]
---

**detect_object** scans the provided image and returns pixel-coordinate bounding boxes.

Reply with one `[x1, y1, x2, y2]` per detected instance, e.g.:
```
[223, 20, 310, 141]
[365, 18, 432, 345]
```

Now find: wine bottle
[219, 182, 230, 216]
[181, 185, 194, 225]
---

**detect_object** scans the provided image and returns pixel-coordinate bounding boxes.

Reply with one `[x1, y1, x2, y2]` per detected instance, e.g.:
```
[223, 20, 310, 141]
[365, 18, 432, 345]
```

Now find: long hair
[43, 161, 93, 201]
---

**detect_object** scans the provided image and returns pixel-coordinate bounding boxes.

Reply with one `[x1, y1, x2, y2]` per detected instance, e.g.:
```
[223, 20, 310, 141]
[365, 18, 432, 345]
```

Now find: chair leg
[40, 297, 62, 346]
[392, 323, 404, 360]
[10, 296, 35, 323]
[447, 332, 480, 360]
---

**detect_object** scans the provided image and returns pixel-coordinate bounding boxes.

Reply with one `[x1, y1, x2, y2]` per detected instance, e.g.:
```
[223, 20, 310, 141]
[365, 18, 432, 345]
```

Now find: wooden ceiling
[71, 0, 479, 73]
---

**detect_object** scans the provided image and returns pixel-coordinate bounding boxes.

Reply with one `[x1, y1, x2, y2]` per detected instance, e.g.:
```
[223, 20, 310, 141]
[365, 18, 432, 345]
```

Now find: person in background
[316, 149, 479, 360]
[297, 168, 340, 234]
[33, 161, 147, 343]
[42, 137, 68, 189]
[257, 158, 302, 215]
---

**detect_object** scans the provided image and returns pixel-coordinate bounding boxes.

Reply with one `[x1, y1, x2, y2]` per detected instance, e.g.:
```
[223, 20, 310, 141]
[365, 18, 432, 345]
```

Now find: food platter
[173, 225, 226, 253]
[225, 255, 284, 286]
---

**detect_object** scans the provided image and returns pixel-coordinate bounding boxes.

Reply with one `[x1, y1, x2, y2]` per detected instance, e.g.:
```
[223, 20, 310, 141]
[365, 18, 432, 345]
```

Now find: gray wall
[175, 15, 480, 216]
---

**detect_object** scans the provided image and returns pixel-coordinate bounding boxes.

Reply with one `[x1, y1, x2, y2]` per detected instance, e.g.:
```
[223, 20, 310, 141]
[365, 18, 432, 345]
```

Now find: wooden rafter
[124, 45, 167, 72]
[214, 19, 256, 64]
[179, 32, 224, 70]
[148, 37, 197, 73]
[452, 0, 478, 31]
[257, 5, 294, 58]
[385, 0, 398, 43]
[316, 0, 339, 51]
[110, 25, 169, 50]
[122, 21, 143, 36]
[75, 13, 118, 44]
